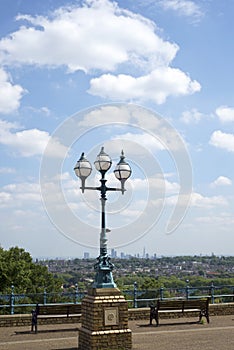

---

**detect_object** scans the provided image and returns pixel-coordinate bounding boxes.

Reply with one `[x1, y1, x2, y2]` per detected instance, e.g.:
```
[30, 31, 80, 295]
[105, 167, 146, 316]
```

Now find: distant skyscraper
[111, 249, 117, 258]
[83, 252, 90, 259]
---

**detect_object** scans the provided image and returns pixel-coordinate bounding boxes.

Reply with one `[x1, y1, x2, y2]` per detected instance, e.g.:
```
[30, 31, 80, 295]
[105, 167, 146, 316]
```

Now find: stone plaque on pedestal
[78, 288, 132, 350]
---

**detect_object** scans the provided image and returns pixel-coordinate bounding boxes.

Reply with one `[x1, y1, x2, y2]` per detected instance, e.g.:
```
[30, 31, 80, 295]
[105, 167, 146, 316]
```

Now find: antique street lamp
[74, 147, 131, 288]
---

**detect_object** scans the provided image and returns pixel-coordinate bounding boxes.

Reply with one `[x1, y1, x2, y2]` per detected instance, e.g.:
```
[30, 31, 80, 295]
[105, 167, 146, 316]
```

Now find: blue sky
[0, 0, 233, 258]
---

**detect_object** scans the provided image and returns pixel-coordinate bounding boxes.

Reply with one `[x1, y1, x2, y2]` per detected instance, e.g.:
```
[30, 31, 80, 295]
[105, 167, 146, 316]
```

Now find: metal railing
[0, 284, 84, 315]
[1, 283, 234, 314]
[127, 283, 234, 308]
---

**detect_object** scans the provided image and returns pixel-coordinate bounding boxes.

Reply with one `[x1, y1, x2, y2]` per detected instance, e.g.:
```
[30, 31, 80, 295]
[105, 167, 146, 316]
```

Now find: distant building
[83, 252, 90, 259]
[111, 249, 117, 258]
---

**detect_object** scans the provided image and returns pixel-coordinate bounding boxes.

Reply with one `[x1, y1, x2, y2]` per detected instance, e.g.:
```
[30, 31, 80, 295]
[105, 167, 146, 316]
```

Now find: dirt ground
[0, 315, 234, 349]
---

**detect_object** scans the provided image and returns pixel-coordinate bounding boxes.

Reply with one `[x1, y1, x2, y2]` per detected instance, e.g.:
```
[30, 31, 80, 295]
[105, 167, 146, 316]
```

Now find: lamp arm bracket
[80, 186, 100, 191]
[80, 186, 125, 192]
[106, 187, 125, 192]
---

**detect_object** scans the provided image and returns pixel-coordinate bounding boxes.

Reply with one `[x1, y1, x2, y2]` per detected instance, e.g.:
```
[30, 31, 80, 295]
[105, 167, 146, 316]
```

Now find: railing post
[186, 283, 190, 300]
[10, 284, 14, 315]
[133, 282, 137, 308]
[160, 287, 164, 301]
[210, 283, 215, 304]
[43, 288, 47, 305]
[75, 283, 78, 304]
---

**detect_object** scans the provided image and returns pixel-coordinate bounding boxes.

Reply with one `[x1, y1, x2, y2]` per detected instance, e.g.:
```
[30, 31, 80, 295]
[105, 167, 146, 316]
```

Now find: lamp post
[74, 147, 131, 288]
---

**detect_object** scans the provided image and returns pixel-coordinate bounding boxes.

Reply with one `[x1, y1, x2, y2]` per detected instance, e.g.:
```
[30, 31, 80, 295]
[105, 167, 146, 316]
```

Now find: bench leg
[199, 311, 210, 324]
[156, 313, 159, 326]
[31, 323, 38, 333]
[150, 316, 158, 326]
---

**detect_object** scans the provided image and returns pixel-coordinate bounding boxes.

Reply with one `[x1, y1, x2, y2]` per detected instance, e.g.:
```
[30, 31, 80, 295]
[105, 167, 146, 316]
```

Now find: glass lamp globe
[114, 150, 132, 193]
[74, 152, 92, 192]
[94, 147, 112, 173]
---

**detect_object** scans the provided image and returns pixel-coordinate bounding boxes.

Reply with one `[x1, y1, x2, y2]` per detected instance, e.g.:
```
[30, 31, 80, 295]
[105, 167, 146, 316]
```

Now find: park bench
[150, 298, 210, 326]
[31, 303, 82, 333]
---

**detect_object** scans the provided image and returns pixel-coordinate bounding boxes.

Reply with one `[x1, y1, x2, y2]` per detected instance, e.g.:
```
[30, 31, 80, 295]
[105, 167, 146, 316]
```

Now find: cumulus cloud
[180, 108, 204, 124]
[112, 132, 166, 151]
[130, 176, 179, 195]
[215, 106, 234, 123]
[210, 176, 232, 188]
[2, 182, 41, 202]
[158, 0, 204, 21]
[209, 130, 234, 152]
[166, 192, 228, 208]
[88, 67, 201, 103]
[0, 0, 200, 104]
[0, 119, 67, 157]
[0, 181, 42, 210]
[0, 0, 177, 72]
[0, 68, 25, 114]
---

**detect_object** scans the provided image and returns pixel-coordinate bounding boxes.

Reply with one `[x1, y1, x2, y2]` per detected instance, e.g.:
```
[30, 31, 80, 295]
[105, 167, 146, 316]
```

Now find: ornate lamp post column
[74, 147, 131, 288]
[74, 147, 133, 350]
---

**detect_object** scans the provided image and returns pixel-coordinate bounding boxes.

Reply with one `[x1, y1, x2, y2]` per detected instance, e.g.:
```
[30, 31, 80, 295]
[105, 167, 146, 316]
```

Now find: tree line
[0, 246, 62, 294]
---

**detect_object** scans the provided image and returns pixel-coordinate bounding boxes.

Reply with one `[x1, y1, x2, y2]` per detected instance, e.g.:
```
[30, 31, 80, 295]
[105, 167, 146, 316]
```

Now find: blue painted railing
[0, 283, 234, 314]
[129, 283, 234, 308]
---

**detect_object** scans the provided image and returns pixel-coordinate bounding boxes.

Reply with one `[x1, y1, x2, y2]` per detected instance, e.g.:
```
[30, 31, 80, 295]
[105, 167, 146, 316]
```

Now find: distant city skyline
[33, 249, 228, 262]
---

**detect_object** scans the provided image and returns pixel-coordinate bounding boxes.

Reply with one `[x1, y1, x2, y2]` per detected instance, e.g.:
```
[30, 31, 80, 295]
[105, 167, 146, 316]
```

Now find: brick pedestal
[78, 288, 132, 349]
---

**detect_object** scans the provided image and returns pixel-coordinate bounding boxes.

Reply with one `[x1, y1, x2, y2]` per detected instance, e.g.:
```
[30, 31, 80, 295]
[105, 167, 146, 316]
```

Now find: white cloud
[158, 0, 204, 21]
[26, 106, 51, 116]
[112, 132, 166, 151]
[89, 67, 201, 103]
[0, 182, 41, 208]
[191, 192, 228, 208]
[209, 130, 234, 152]
[130, 176, 179, 195]
[180, 108, 204, 124]
[167, 192, 228, 208]
[210, 176, 232, 188]
[215, 106, 234, 123]
[0, 0, 177, 73]
[0, 68, 25, 114]
[196, 213, 234, 226]
[78, 105, 192, 152]
[0, 0, 200, 104]
[0, 119, 67, 157]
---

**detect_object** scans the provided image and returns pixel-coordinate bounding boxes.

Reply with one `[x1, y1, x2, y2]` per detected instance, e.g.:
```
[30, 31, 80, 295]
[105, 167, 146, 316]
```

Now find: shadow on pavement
[51, 348, 78, 350]
[15, 327, 79, 335]
[137, 321, 201, 328]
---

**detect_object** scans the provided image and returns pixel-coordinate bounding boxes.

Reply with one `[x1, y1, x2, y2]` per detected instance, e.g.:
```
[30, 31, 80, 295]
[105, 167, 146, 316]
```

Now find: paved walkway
[0, 316, 234, 349]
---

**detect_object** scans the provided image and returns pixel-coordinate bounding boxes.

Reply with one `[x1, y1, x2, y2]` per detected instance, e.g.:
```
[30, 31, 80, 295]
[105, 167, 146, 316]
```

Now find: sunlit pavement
[0, 316, 234, 350]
